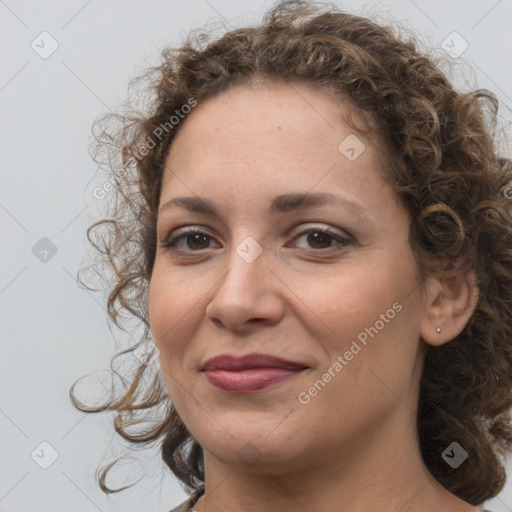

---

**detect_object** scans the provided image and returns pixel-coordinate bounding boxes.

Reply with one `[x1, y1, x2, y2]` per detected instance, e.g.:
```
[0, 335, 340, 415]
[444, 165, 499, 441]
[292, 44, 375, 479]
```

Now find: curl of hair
[71, 0, 512, 504]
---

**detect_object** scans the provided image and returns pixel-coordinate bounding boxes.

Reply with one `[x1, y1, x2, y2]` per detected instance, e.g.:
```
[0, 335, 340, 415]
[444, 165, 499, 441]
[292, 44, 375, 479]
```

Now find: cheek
[292, 263, 407, 343]
[148, 276, 169, 342]
[299, 263, 421, 390]
[148, 267, 192, 353]
[148, 276, 195, 401]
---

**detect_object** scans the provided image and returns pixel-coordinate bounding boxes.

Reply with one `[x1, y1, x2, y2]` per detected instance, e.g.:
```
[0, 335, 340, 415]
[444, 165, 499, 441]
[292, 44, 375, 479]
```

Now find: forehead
[163, 82, 382, 182]
[157, 83, 405, 238]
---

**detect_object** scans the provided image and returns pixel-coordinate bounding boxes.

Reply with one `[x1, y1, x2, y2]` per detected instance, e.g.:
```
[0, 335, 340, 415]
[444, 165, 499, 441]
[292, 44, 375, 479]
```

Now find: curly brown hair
[70, 0, 512, 505]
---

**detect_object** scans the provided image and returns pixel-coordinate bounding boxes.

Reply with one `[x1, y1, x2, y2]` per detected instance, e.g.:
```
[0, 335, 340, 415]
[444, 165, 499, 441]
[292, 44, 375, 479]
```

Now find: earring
[436, 327, 441, 333]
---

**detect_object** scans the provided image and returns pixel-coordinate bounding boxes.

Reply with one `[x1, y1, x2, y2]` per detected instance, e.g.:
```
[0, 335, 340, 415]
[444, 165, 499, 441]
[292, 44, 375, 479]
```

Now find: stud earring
[436, 327, 441, 333]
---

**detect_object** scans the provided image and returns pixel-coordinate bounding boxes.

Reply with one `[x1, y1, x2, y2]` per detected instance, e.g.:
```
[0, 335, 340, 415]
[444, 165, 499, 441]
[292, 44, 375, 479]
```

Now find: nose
[205, 244, 285, 331]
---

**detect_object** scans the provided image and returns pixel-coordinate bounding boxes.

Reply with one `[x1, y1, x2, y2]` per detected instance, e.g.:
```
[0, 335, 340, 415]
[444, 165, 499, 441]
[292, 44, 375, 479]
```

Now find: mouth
[201, 353, 309, 393]
[203, 367, 307, 393]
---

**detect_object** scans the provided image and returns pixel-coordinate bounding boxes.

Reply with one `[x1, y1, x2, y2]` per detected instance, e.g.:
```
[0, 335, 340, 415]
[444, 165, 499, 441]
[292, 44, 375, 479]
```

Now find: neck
[191, 408, 479, 512]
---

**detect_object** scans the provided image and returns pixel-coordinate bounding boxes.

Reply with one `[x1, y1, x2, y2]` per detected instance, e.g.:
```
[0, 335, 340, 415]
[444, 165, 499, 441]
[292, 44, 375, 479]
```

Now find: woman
[71, 1, 512, 510]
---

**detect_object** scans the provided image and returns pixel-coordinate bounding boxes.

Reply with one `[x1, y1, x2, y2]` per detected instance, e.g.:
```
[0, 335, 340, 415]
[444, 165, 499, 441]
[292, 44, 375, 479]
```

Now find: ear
[420, 269, 479, 347]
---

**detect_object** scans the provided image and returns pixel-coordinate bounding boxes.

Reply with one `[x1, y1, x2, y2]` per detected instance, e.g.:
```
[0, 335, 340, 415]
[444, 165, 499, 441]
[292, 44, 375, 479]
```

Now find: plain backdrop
[1, 0, 512, 511]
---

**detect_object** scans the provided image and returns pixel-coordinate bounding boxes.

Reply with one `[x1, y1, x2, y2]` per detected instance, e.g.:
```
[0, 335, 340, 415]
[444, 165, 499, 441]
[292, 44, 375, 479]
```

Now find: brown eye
[161, 225, 352, 256]
[305, 231, 335, 249]
[184, 233, 211, 250]
[161, 228, 217, 252]
[289, 226, 352, 252]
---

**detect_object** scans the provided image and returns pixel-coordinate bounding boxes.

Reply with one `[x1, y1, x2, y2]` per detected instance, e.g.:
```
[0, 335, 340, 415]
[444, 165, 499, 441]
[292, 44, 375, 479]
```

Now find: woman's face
[149, 82, 428, 474]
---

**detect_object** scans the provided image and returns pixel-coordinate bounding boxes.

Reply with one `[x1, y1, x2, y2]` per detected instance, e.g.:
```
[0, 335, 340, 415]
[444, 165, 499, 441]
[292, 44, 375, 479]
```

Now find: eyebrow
[158, 192, 368, 219]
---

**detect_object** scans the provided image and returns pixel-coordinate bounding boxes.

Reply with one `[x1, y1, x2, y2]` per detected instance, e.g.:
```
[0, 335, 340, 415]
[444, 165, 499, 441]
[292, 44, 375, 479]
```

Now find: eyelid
[291, 223, 353, 242]
[162, 222, 351, 240]
[160, 223, 353, 253]
[160, 225, 220, 249]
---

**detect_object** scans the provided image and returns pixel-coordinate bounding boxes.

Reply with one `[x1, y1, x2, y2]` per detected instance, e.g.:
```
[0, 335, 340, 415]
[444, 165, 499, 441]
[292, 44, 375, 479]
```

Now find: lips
[202, 353, 308, 393]
[202, 354, 308, 393]
[202, 353, 307, 371]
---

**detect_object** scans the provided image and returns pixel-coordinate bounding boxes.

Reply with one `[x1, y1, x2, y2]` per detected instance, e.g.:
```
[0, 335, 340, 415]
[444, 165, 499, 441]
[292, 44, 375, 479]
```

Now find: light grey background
[1, 1, 511, 511]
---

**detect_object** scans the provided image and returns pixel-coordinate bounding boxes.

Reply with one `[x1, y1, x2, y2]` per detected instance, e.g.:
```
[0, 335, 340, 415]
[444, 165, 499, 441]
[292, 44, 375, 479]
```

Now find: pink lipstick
[202, 353, 308, 393]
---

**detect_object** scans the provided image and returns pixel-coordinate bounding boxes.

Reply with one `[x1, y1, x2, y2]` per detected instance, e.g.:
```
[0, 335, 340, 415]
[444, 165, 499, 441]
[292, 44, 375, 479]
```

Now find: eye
[160, 224, 353, 255]
[160, 227, 218, 253]
[288, 225, 352, 251]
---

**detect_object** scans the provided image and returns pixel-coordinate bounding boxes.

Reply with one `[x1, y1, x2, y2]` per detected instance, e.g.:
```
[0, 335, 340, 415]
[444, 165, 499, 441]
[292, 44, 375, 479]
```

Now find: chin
[204, 439, 301, 473]
[196, 418, 308, 471]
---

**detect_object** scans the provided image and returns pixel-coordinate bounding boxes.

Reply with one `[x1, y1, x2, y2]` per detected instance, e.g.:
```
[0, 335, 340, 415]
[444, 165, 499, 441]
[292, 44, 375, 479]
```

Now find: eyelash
[160, 225, 353, 256]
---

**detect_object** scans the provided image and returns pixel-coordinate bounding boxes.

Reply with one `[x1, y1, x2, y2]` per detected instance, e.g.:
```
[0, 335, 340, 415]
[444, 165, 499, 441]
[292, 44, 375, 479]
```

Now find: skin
[148, 82, 480, 512]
